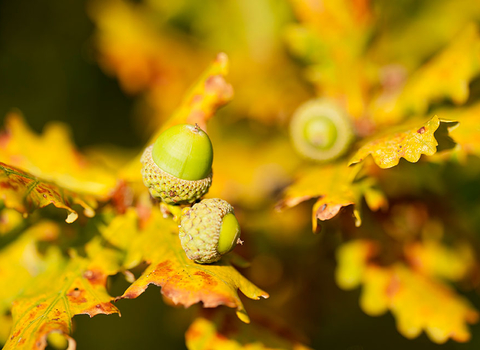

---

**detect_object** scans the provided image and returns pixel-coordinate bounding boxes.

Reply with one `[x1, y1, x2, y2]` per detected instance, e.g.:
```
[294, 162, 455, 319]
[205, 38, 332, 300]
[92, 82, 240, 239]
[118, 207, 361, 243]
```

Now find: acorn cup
[179, 198, 242, 264]
[141, 123, 213, 205]
[290, 98, 354, 162]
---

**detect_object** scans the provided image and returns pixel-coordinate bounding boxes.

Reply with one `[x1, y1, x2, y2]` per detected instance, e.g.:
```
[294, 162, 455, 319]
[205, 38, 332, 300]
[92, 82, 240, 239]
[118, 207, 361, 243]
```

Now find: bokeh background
[2, 0, 480, 349]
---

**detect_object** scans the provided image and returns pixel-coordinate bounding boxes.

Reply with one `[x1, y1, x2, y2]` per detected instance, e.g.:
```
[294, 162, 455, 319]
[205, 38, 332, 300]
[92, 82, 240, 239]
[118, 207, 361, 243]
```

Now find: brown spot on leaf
[67, 287, 87, 304]
[156, 260, 174, 273]
[316, 203, 345, 221]
[0, 182, 14, 189]
[417, 126, 426, 134]
[83, 269, 106, 286]
[84, 302, 118, 316]
[110, 181, 133, 214]
[10, 330, 21, 340]
[194, 271, 218, 287]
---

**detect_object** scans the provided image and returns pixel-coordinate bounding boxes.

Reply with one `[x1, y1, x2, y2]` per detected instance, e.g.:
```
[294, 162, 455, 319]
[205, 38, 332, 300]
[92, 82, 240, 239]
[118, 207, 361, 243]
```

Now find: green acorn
[141, 124, 213, 204]
[179, 198, 242, 264]
[290, 98, 354, 162]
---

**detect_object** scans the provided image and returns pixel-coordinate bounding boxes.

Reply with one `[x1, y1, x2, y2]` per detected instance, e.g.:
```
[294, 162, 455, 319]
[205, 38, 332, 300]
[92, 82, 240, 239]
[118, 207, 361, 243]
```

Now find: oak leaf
[88, 0, 208, 119]
[2, 226, 121, 350]
[185, 316, 312, 350]
[349, 116, 456, 168]
[405, 240, 475, 281]
[107, 208, 268, 323]
[0, 113, 117, 199]
[370, 1, 480, 72]
[120, 53, 234, 182]
[287, 0, 373, 119]
[372, 24, 480, 124]
[0, 221, 59, 320]
[434, 102, 480, 161]
[336, 240, 479, 344]
[277, 162, 387, 230]
[208, 135, 300, 207]
[0, 163, 96, 223]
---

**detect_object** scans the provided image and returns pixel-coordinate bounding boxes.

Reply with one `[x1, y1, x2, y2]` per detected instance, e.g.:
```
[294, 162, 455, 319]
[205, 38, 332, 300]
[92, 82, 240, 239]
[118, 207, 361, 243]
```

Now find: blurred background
[2, 0, 480, 349]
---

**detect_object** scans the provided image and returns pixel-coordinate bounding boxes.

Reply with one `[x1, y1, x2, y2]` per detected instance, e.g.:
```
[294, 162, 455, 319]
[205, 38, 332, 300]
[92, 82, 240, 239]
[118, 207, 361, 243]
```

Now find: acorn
[290, 98, 354, 162]
[179, 198, 242, 264]
[141, 124, 213, 204]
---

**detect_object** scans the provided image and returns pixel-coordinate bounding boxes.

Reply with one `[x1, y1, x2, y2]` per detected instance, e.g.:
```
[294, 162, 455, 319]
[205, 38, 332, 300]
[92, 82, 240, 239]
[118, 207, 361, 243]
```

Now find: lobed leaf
[0, 221, 59, 319]
[185, 316, 312, 350]
[0, 163, 96, 223]
[2, 226, 121, 350]
[286, 0, 374, 120]
[208, 135, 301, 207]
[109, 208, 268, 323]
[404, 240, 475, 282]
[165, 52, 233, 131]
[0, 113, 117, 199]
[88, 0, 208, 120]
[434, 102, 480, 162]
[121, 53, 234, 182]
[372, 24, 480, 124]
[349, 116, 457, 169]
[277, 162, 387, 231]
[369, 1, 480, 72]
[336, 240, 479, 344]
[0, 207, 24, 236]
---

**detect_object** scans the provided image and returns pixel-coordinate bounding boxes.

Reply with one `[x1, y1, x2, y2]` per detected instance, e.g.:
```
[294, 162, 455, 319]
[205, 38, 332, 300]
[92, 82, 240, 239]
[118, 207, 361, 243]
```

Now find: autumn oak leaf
[0, 163, 96, 223]
[186, 316, 312, 350]
[120, 53, 234, 183]
[277, 162, 387, 230]
[0, 113, 117, 199]
[3, 238, 120, 350]
[110, 209, 268, 323]
[336, 240, 479, 344]
[349, 116, 458, 168]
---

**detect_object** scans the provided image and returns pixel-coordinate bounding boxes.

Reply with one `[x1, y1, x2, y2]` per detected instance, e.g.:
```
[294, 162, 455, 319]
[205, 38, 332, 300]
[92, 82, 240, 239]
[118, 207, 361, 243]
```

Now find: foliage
[1, 0, 480, 349]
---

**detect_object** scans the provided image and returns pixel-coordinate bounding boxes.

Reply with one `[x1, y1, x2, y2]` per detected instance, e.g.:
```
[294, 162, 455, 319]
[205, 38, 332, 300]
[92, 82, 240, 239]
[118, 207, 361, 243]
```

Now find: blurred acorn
[290, 98, 354, 162]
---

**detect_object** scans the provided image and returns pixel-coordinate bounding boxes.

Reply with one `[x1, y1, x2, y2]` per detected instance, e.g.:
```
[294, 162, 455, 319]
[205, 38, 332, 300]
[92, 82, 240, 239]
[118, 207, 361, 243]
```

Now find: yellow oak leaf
[277, 162, 386, 230]
[88, 0, 208, 124]
[0, 113, 117, 199]
[2, 226, 121, 350]
[0, 314, 12, 345]
[120, 53, 234, 183]
[287, 0, 373, 119]
[0, 163, 96, 223]
[0, 208, 24, 236]
[0, 221, 59, 319]
[208, 134, 301, 208]
[185, 316, 312, 350]
[349, 116, 457, 168]
[370, 1, 480, 72]
[432, 102, 480, 162]
[107, 208, 268, 323]
[372, 24, 480, 124]
[404, 240, 474, 281]
[336, 240, 479, 344]
[335, 239, 377, 290]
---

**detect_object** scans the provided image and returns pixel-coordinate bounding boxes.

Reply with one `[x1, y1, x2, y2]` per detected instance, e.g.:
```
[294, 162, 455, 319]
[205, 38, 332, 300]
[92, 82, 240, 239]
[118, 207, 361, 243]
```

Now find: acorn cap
[141, 145, 212, 204]
[179, 198, 241, 264]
